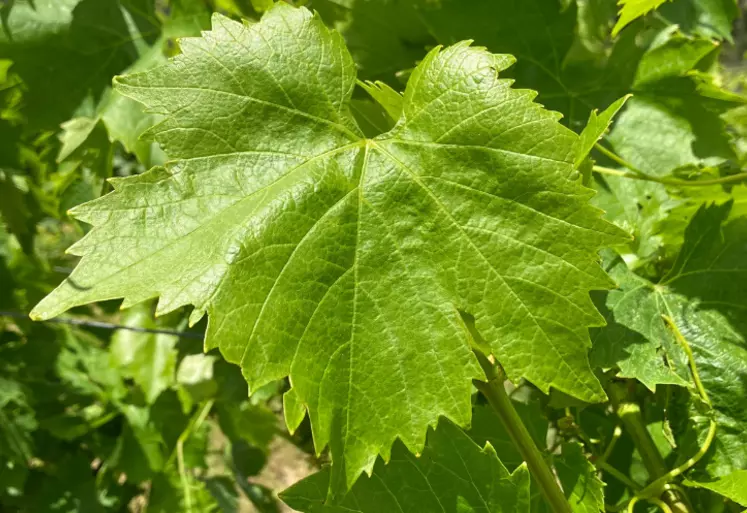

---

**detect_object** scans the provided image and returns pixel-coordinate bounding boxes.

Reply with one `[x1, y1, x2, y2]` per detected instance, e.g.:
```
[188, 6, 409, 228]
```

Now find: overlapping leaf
[592, 203, 747, 475]
[468, 402, 604, 513]
[33, 3, 625, 490]
[683, 470, 747, 507]
[0, 0, 158, 131]
[281, 420, 531, 513]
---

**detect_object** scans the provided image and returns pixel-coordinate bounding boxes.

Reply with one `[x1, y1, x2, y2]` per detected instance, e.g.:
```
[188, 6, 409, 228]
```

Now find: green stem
[627, 496, 642, 512]
[598, 425, 623, 465]
[167, 399, 215, 467]
[661, 316, 711, 407]
[177, 439, 193, 512]
[473, 351, 572, 513]
[170, 400, 214, 513]
[609, 385, 692, 513]
[594, 143, 647, 175]
[616, 401, 670, 480]
[593, 165, 747, 187]
[88, 410, 119, 429]
[648, 497, 674, 513]
[597, 460, 641, 491]
[634, 316, 719, 499]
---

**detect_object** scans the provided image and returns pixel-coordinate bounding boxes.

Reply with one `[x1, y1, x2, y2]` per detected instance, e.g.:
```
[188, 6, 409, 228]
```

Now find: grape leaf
[589, 254, 688, 390]
[612, 0, 669, 37]
[280, 419, 531, 513]
[311, 0, 434, 82]
[607, 95, 736, 177]
[602, 202, 747, 476]
[590, 175, 672, 261]
[659, 0, 739, 41]
[683, 470, 747, 507]
[554, 443, 605, 513]
[576, 95, 631, 169]
[32, 4, 625, 489]
[0, 0, 158, 131]
[467, 402, 548, 472]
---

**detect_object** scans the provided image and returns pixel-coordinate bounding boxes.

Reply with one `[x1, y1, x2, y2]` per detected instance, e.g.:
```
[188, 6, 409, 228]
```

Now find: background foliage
[2, 0, 747, 512]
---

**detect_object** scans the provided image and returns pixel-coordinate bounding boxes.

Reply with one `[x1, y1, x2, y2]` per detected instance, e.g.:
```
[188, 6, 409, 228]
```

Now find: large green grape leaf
[599, 202, 747, 476]
[280, 420, 531, 513]
[32, 4, 625, 489]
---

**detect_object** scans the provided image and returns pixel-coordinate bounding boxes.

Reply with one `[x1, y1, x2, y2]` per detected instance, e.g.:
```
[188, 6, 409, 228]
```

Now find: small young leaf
[575, 95, 631, 169]
[358, 80, 403, 123]
[612, 0, 669, 37]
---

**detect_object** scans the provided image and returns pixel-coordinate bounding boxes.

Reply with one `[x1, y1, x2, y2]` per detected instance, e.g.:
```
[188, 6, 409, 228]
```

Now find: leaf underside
[32, 4, 625, 490]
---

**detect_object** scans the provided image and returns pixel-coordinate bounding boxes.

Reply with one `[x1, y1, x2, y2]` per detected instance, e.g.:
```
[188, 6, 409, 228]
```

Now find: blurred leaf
[230, 440, 267, 479]
[204, 476, 240, 512]
[0, 0, 158, 131]
[149, 467, 221, 513]
[111, 306, 178, 404]
[612, 0, 668, 37]
[683, 470, 747, 507]
[659, 0, 739, 41]
[218, 401, 277, 451]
